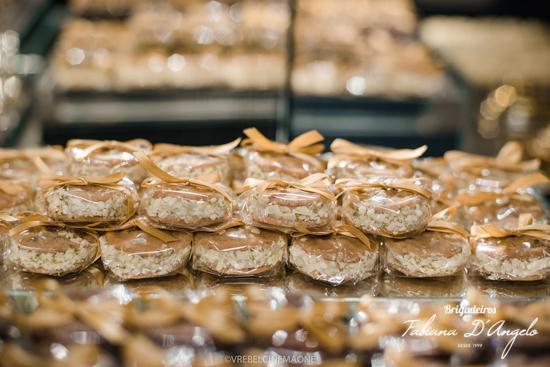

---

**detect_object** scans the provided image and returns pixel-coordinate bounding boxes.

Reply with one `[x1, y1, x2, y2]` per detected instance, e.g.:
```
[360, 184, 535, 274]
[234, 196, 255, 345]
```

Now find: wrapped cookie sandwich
[384, 209, 470, 278]
[193, 224, 288, 277]
[137, 152, 234, 231]
[445, 141, 541, 191]
[0, 147, 66, 181]
[289, 225, 378, 285]
[100, 218, 192, 280]
[242, 128, 325, 181]
[35, 172, 138, 224]
[329, 138, 427, 179]
[470, 214, 550, 281]
[239, 173, 337, 233]
[455, 172, 549, 228]
[149, 138, 240, 185]
[4, 217, 100, 276]
[66, 138, 152, 184]
[339, 177, 432, 238]
[0, 178, 33, 214]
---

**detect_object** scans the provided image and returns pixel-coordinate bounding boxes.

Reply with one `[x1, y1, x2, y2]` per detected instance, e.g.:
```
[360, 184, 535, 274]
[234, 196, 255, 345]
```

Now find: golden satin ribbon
[292, 224, 376, 251]
[471, 214, 550, 241]
[67, 139, 152, 160]
[240, 173, 335, 200]
[151, 138, 241, 157]
[335, 177, 432, 199]
[0, 147, 65, 176]
[94, 217, 180, 243]
[330, 138, 427, 163]
[425, 207, 470, 238]
[455, 172, 549, 205]
[136, 151, 234, 202]
[242, 128, 325, 155]
[445, 141, 541, 173]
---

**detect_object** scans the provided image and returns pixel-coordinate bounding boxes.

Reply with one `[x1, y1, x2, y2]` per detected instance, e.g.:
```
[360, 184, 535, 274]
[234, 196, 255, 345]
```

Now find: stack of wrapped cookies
[0, 130, 548, 286]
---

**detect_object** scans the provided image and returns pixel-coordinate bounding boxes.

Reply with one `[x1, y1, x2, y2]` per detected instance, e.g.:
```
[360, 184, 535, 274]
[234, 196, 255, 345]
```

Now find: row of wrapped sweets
[1, 282, 549, 367]
[2, 132, 546, 230]
[2, 210, 548, 284]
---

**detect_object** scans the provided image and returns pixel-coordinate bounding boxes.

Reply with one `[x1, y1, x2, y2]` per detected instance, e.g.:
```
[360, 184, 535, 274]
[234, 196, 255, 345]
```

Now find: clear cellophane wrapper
[244, 150, 325, 181]
[242, 287, 350, 362]
[0, 178, 33, 214]
[340, 179, 432, 238]
[34, 174, 138, 224]
[65, 139, 152, 184]
[150, 144, 233, 186]
[0, 147, 66, 182]
[455, 171, 550, 229]
[238, 178, 337, 234]
[193, 225, 288, 278]
[383, 231, 470, 278]
[327, 154, 414, 180]
[289, 231, 379, 286]
[461, 194, 546, 229]
[4, 223, 100, 277]
[99, 226, 192, 281]
[139, 179, 234, 231]
[380, 272, 467, 298]
[470, 235, 550, 281]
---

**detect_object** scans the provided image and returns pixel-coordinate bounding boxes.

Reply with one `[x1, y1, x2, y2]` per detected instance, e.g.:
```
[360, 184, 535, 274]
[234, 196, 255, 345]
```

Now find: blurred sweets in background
[292, 0, 445, 97]
[52, 0, 445, 99]
[54, 0, 289, 91]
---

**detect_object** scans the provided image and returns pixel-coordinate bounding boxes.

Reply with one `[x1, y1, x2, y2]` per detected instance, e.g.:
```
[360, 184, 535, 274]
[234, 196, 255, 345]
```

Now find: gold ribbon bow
[471, 213, 550, 241]
[426, 208, 469, 238]
[334, 224, 376, 250]
[242, 128, 325, 155]
[455, 172, 549, 205]
[67, 139, 151, 160]
[445, 141, 541, 173]
[240, 173, 335, 200]
[136, 151, 234, 202]
[335, 177, 432, 199]
[151, 138, 241, 157]
[330, 138, 427, 163]
[94, 217, 180, 243]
